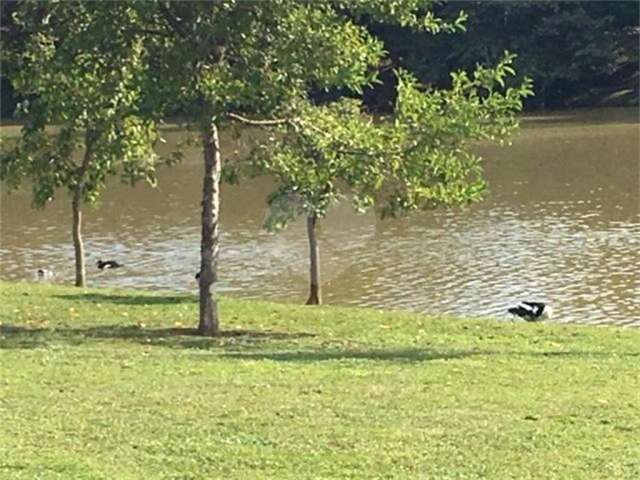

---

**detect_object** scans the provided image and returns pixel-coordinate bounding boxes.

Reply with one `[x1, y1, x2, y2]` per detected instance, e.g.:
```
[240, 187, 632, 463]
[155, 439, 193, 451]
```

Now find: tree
[234, 99, 384, 305]
[240, 54, 532, 305]
[129, 0, 394, 334]
[1, 3, 160, 287]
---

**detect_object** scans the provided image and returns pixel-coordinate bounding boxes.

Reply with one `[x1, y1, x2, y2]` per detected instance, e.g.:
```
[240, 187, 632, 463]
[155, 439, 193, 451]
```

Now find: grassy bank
[1, 281, 638, 479]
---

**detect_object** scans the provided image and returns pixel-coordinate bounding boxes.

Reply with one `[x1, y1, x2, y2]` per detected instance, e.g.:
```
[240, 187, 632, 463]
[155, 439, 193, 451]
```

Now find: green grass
[1, 281, 638, 479]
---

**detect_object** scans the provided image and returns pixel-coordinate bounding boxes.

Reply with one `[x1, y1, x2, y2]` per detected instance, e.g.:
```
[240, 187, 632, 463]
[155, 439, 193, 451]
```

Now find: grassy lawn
[1, 281, 638, 479]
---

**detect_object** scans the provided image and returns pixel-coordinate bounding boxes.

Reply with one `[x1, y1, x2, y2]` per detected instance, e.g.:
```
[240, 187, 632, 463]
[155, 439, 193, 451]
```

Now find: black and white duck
[508, 301, 553, 321]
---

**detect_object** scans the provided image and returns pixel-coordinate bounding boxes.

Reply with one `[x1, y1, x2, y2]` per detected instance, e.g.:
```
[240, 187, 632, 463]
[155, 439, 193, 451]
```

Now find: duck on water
[96, 259, 123, 270]
[508, 301, 553, 321]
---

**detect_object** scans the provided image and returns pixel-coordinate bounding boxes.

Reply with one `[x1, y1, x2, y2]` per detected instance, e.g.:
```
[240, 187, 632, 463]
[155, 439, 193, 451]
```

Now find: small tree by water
[239, 56, 532, 305]
[1, 5, 160, 287]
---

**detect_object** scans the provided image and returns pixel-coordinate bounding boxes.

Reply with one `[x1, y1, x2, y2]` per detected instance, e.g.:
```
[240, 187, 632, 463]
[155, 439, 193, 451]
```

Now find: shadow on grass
[536, 351, 639, 358]
[53, 292, 197, 306]
[0, 324, 473, 362]
[2, 324, 638, 363]
[222, 348, 640, 362]
[0, 323, 476, 362]
[0, 323, 316, 350]
[222, 349, 475, 363]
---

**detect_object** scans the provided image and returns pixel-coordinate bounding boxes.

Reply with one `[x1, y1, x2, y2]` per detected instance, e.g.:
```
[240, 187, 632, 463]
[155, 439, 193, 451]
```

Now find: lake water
[1, 108, 638, 326]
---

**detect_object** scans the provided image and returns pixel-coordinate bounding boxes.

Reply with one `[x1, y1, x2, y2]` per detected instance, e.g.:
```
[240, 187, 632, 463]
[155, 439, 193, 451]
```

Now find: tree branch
[229, 112, 405, 161]
[228, 112, 295, 126]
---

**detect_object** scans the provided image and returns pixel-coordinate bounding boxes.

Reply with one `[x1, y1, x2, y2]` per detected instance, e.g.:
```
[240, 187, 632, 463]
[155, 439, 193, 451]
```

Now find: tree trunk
[72, 185, 85, 287]
[71, 134, 93, 288]
[305, 213, 321, 305]
[198, 121, 221, 335]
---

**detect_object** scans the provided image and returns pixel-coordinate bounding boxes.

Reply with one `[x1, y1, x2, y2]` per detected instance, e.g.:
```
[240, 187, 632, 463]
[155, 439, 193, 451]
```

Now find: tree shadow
[0, 323, 316, 350]
[534, 350, 640, 358]
[222, 348, 640, 363]
[0, 323, 477, 362]
[222, 349, 476, 363]
[2, 324, 637, 363]
[53, 293, 196, 306]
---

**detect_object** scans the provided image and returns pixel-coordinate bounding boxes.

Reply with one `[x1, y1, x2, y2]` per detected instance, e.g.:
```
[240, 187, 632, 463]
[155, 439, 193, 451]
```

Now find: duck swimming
[96, 259, 122, 270]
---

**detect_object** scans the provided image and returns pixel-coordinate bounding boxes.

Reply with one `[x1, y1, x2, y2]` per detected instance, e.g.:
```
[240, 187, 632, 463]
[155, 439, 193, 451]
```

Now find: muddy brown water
[1, 108, 638, 326]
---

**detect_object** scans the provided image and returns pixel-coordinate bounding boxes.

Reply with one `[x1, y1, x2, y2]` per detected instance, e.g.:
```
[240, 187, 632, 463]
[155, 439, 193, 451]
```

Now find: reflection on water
[1, 108, 638, 326]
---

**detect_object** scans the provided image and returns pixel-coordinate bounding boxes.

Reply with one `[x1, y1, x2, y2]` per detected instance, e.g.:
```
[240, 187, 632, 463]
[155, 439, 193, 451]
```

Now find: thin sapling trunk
[306, 213, 321, 305]
[72, 185, 85, 287]
[71, 133, 93, 288]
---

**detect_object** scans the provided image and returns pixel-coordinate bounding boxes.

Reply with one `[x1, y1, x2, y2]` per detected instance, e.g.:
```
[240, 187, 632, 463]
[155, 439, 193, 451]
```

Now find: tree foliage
[1, 3, 159, 206]
[241, 53, 531, 304]
[248, 53, 532, 227]
[135, 0, 461, 330]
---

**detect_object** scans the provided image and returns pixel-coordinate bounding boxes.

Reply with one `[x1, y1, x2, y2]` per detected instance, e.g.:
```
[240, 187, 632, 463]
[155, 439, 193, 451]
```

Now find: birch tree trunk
[305, 213, 321, 305]
[198, 120, 221, 335]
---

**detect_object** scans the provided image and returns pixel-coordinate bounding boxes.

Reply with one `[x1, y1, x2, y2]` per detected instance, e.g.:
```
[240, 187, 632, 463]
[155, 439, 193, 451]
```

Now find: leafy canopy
[1, 0, 486, 220]
[245, 53, 532, 229]
[1, 2, 159, 206]
[128, 0, 464, 120]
